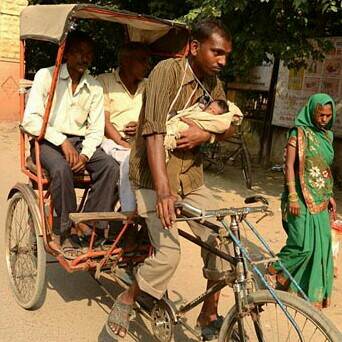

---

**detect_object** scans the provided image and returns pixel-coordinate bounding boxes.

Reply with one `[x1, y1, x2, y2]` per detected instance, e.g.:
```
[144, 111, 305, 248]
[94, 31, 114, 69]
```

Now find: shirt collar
[114, 67, 122, 83]
[114, 67, 146, 95]
[59, 63, 91, 90]
[180, 57, 213, 92]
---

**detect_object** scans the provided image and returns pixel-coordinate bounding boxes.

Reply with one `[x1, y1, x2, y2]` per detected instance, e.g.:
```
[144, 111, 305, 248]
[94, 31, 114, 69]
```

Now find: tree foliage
[183, 0, 342, 82]
[26, 0, 342, 82]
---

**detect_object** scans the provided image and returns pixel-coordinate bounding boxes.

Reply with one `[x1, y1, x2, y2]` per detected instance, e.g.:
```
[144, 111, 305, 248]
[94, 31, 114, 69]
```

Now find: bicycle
[5, 5, 340, 341]
[202, 124, 253, 189]
[67, 196, 341, 342]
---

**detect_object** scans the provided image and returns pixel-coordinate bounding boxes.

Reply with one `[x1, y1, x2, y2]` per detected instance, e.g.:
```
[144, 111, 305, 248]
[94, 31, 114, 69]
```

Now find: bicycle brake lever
[255, 209, 274, 223]
[256, 214, 267, 224]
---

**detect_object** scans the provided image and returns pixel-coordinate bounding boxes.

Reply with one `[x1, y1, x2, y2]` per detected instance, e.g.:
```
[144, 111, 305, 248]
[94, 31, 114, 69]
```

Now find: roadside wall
[0, 0, 27, 121]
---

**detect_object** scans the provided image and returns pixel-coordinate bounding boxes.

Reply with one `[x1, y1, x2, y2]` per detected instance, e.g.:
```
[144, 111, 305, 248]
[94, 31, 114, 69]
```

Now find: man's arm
[146, 134, 176, 229]
[214, 125, 235, 141]
[21, 67, 67, 146]
[175, 116, 235, 149]
[175, 117, 211, 149]
[80, 82, 105, 160]
[141, 60, 178, 228]
[104, 111, 131, 148]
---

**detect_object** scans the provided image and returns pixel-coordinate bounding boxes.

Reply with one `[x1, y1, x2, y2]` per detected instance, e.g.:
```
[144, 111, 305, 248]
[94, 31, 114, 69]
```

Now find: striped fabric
[129, 57, 225, 195]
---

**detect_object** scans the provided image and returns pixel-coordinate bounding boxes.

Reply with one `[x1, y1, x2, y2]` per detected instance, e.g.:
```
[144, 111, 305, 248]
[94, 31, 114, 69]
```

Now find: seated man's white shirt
[97, 68, 146, 137]
[21, 63, 105, 160]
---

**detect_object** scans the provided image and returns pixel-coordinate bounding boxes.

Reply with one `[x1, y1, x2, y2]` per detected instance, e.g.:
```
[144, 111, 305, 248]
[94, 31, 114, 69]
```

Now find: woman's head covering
[294, 93, 336, 130]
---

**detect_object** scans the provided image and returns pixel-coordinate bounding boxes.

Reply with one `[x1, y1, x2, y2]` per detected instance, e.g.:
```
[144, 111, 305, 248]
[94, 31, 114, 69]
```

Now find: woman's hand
[328, 197, 337, 221]
[289, 201, 300, 217]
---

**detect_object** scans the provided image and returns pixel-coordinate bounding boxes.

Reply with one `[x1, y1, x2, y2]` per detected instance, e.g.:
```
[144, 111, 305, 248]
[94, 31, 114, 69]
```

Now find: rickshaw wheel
[5, 189, 46, 309]
[150, 299, 175, 342]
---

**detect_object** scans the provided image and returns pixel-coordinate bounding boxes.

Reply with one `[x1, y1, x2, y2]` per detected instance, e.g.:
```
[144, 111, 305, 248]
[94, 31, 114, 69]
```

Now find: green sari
[274, 93, 336, 309]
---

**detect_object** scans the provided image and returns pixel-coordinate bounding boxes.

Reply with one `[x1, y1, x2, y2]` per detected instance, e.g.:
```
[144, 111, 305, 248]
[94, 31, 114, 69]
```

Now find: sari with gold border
[274, 93, 336, 309]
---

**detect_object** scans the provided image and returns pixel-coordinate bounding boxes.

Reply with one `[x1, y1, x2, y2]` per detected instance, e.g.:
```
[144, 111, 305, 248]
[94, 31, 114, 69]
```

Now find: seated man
[21, 30, 119, 251]
[98, 42, 151, 215]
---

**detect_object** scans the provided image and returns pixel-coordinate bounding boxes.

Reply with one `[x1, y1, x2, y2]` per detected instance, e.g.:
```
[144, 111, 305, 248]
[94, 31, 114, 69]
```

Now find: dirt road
[0, 122, 341, 341]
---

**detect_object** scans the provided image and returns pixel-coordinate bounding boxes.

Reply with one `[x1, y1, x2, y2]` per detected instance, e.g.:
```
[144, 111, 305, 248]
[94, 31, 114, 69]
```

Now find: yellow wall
[0, 0, 27, 121]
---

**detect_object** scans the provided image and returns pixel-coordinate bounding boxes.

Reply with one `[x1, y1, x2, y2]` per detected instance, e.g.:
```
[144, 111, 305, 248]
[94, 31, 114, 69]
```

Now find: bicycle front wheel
[218, 290, 341, 342]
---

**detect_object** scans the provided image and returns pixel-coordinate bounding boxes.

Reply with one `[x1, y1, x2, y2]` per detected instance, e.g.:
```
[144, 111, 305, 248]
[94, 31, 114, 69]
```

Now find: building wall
[0, 0, 27, 121]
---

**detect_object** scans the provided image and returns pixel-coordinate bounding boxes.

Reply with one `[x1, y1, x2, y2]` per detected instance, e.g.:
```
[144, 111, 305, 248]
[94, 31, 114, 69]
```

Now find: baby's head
[205, 99, 228, 115]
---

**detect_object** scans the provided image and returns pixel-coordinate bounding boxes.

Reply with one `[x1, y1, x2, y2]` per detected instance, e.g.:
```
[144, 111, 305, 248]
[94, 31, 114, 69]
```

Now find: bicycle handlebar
[244, 195, 269, 205]
[175, 198, 273, 221]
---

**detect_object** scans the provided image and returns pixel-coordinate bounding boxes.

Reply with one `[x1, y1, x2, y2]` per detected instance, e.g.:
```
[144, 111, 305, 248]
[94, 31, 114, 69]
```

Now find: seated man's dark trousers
[30, 136, 119, 236]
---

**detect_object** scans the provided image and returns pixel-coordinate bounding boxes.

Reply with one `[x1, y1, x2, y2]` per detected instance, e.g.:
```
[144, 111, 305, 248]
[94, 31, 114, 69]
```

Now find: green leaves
[26, 0, 342, 84]
[185, 0, 342, 82]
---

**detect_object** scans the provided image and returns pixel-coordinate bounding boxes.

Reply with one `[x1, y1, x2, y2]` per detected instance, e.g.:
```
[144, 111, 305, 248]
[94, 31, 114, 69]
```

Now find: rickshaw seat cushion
[25, 156, 91, 186]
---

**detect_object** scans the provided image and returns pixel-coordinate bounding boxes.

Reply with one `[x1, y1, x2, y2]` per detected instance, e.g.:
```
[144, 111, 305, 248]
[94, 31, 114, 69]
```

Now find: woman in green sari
[268, 93, 337, 309]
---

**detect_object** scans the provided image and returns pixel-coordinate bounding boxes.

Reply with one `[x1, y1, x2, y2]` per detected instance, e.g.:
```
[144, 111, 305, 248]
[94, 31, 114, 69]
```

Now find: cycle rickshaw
[5, 4, 342, 341]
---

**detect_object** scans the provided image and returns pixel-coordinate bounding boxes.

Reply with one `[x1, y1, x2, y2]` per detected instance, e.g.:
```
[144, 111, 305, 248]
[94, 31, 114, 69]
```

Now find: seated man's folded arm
[81, 85, 105, 160]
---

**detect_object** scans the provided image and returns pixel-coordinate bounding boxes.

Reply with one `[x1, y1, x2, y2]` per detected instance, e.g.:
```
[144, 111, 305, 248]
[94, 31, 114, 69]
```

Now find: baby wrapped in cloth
[164, 100, 243, 160]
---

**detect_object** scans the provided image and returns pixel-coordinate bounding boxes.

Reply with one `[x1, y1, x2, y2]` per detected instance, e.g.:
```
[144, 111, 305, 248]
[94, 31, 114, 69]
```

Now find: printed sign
[273, 37, 342, 138]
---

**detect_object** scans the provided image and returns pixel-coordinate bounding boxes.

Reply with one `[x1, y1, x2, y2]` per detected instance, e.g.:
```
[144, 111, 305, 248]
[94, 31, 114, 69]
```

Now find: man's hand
[72, 154, 88, 173]
[120, 138, 131, 149]
[176, 117, 211, 150]
[61, 139, 80, 168]
[123, 121, 138, 136]
[156, 193, 177, 229]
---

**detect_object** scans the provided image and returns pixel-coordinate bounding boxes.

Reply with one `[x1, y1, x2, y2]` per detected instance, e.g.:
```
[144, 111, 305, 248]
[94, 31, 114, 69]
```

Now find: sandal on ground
[195, 315, 224, 341]
[265, 273, 290, 291]
[265, 263, 279, 289]
[61, 234, 85, 260]
[264, 273, 277, 289]
[106, 299, 135, 339]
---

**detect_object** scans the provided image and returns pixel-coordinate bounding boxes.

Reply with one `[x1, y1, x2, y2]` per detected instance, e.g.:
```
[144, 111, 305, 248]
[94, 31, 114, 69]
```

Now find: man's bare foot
[106, 292, 135, 338]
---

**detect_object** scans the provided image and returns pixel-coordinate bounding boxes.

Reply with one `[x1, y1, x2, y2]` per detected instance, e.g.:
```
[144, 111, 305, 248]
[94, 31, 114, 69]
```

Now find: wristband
[288, 192, 299, 203]
[286, 181, 295, 186]
[289, 197, 299, 203]
[288, 192, 297, 197]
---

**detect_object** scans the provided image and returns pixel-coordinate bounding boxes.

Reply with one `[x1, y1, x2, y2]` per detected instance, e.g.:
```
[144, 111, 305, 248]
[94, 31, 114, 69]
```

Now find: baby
[164, 99, 243, 153]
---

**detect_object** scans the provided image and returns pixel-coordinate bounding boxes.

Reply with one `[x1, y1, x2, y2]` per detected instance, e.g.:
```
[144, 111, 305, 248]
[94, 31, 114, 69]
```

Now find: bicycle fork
[224, 217, 305, 342]
[230, 216, 250, 341]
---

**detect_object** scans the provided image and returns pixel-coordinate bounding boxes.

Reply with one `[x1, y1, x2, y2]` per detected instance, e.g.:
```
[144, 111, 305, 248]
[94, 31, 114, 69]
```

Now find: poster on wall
[273, 37, 342, 138]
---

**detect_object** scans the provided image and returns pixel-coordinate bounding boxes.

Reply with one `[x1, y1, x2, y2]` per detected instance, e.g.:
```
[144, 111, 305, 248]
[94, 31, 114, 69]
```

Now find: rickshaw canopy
[20, 4, 189, 54]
